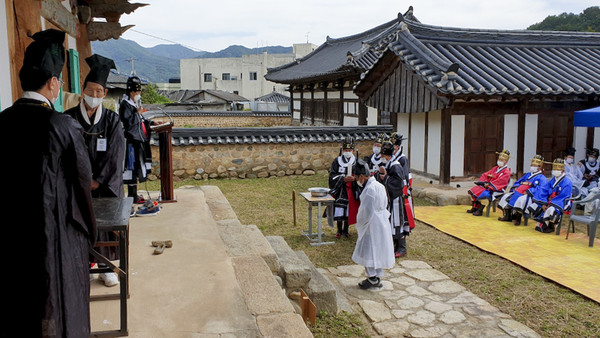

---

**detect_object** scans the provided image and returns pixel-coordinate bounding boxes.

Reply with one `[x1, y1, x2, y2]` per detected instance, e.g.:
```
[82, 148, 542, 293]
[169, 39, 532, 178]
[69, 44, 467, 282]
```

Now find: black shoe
[358, 277, 382, 289]
[473, 204, 485, 216]
[498, 210, 512, 222]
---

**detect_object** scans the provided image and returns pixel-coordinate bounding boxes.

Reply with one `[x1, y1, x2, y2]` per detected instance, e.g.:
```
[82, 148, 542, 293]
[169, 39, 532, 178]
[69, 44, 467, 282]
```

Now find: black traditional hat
[19, 29, 65, 91]
[390, 132, 407, 146]
[342, 136, 355, 150]
[565, 147, 576, 156]
[126, 76, 142, 92]
[84, 54, 116, 88]
[587, 148, 599, 158]
[355, 159, 371, 177]
[375, 133, 386, 144]
[381, 141, 395, 156]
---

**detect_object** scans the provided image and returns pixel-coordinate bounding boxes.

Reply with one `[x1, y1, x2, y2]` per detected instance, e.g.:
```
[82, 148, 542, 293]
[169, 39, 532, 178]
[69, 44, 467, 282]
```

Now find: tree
[527, 6, 600, 32]
[141, 83, 171, 104]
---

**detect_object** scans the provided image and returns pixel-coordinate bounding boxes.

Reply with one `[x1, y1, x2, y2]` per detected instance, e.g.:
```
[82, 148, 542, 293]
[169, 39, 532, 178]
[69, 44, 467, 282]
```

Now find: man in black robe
[329, 136, 359, 238]
[65, 54, 124, 198]
[0, 29, 96, 337]
[65, 54, 124, 287]
[120, 76, 153, 204]
[376, 141, 410, 258]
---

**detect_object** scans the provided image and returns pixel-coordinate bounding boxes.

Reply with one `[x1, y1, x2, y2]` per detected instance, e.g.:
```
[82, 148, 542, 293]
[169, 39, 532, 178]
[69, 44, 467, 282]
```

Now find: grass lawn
[145, 174, 600, 337]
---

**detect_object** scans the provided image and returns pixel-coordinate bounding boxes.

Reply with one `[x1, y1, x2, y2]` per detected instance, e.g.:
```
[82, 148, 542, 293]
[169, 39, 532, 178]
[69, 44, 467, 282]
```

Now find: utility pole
[125, 57, 138, 75]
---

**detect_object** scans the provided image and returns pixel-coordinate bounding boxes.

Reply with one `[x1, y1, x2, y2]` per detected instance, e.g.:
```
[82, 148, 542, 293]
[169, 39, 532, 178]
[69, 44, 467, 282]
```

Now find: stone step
[200, 185, 239, 221]
[266, 236, 312, 290]
[217, 222, 280, 273]
[295, 250, 339, 315]
[231, 255, 313, 338]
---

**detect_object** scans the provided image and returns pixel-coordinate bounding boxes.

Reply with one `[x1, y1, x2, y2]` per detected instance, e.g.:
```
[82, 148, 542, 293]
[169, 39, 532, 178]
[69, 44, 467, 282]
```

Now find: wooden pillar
[76, 23, 93, 88]
[338, 80, 345, 126]
[517, 100, 526, 177]
[424, 111, 429, 173]
[288, 85, 294, 123]
[439, 107, 452, 184]
[299, 85, 304, 124]
[322, 82, 328, 124]
[310, 84, 315, 125]
[5, 0, 43, 101]
[358, 101, 368, 125]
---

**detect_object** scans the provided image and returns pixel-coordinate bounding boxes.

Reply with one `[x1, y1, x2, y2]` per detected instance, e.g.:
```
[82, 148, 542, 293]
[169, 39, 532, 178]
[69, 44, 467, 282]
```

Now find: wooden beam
[439, 107, 452, 184]
[41, 0, 77, 36]
[517, 100, 526, 177]
[6, 0, 43, 101]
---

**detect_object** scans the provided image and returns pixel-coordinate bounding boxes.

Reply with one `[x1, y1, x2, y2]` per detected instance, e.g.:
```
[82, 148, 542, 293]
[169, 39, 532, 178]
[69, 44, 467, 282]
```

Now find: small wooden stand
[151, 122, 176, 203]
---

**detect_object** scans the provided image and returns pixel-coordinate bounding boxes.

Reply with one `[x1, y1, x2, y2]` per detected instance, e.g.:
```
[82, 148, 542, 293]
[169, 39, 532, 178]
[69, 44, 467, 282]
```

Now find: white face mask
[552, 170, 562, 177]
[343, 151, 353, 159]
[381, 157, 388, 164]
[589, 157, 597, 164]
[84, 94, 103, 109]
[530, 166, 539, 173]
[373, 146, 381, 155]
[497, 160, 505, 167]
[133, 94, 141, 103]
[566, 158, 574, 164]
[357, 179, 364, 188]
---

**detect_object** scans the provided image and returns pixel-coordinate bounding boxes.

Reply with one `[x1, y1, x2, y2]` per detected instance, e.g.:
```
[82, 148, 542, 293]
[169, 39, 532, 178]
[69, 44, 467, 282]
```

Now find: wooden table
[299, 192, 335, 246]
[89, 197, 133, 337]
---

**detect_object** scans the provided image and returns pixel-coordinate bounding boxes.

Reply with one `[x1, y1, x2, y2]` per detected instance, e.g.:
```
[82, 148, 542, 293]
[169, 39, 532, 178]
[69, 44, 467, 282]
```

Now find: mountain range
[91, 38, 292, 83]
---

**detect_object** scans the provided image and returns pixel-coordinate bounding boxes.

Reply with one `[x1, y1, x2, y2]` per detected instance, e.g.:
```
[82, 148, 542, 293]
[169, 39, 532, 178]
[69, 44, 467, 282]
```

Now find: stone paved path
[320, 260, 540, 338]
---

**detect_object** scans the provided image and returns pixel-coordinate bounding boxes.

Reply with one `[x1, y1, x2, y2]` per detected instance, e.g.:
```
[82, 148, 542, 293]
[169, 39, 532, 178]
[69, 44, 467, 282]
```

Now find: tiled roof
[158, 89, 249, 103]
[144, 110, 290, 119]
[264, 16, 405, 84]
[149, 125, 393, 146]
[254, 91, 290, 103]
[356, 11, 600, 97]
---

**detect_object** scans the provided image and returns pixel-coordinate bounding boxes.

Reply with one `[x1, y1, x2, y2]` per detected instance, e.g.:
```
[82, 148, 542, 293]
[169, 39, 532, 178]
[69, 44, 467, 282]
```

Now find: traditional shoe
[99, 272, 119, 287]
[153, 242, 166, 255]
[466, 206, 476, 213]
[335, 233, 341, 239]
[343, 232, 350, 238]
[395, 251, 406, 258]
[358, 277, 382, 289]
[472, 207, 484, 216]
[152, 240, 173, 248]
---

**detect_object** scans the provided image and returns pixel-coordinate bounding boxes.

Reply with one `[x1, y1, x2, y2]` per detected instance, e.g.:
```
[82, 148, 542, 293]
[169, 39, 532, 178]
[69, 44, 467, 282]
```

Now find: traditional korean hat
[342, 136, 355, 150]
[496, 149, 511, 161]
[381, 141, 395, 156]
[552, 158, 565, 171]
[84, 54, 116, 89]
[531, 154, 544, 166]
[126, 75, 142, 92]
[375, 133, 386, 144]
[18, 29, 65, 91]
[564, 147, 576, 157]
[355, 158, 371, 177]
[586, 148, 599, 158]
[390, 132, 407, 146]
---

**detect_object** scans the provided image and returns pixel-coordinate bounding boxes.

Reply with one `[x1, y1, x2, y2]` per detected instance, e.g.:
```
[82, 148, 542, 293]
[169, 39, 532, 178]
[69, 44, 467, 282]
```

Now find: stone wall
[150, 141, 374, 181]
[151, 115, 290, 128]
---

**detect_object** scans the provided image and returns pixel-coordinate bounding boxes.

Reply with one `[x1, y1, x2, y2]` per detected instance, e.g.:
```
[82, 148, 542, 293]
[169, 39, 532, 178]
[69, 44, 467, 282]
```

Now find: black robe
[0, 97, 96, 337]
[329, 155, 358, 221]
[65, 103, 125, 198]
[119, 98, 152, 184]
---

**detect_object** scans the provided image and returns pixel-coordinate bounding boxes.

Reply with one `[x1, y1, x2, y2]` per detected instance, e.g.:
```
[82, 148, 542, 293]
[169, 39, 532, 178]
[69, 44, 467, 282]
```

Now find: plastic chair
[485, 178, 514, 217]
[565, 191, 600, 247]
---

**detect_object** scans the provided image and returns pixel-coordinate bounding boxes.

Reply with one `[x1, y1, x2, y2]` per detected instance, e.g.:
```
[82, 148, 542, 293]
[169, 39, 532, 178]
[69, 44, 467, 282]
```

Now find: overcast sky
[119, 0, 599, 52]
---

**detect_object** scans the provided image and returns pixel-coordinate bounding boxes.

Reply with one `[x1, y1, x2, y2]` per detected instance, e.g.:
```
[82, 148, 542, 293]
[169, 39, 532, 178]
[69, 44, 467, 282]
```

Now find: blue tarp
[574, 106, 600, 127]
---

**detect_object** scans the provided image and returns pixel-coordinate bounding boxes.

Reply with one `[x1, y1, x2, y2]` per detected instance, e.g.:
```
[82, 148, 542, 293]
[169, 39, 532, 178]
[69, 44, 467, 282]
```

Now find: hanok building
[0, 0, 146, 111]
[265, 8, 420, 127]
[354, 9, 600, 184]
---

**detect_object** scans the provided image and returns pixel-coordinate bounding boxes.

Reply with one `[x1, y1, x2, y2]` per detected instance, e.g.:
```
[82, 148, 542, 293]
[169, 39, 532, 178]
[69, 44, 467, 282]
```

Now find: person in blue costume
[497, 155, 547, 225]
[527, 158, 573, 233]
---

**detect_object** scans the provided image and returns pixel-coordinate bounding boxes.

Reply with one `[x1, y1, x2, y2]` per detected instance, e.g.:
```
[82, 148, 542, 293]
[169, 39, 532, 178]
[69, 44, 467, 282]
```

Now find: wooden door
[537, 112, 573, 164]
[464, 113, 504, 175]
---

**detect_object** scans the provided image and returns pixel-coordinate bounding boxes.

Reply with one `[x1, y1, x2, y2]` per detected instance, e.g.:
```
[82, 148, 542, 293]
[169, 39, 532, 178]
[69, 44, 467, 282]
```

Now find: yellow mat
[415, 205, 600, 303]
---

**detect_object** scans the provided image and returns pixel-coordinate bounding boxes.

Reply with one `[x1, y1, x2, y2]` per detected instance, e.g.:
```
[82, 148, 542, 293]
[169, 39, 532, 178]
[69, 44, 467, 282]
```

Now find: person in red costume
[467, 149, 512, 216]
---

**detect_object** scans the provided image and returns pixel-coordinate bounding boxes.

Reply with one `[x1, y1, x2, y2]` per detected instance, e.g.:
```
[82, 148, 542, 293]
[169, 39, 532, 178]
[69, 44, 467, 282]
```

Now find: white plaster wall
[450, 115, 465, 177]
[344, 116, 358, 126]
[0, 3, 12, 110]
[367, 107, 377, 126]
[523, 114, 538, 169]
[410, 112, 426, 172]
[574, 127, 587, 160]
[594, 127, 600, 150]
[504, 114, 519, 173]
[427, 110, 441, 176]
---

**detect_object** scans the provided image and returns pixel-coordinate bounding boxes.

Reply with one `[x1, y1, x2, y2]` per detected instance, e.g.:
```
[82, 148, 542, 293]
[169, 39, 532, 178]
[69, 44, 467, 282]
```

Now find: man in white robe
[352, 160, 395, 289]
